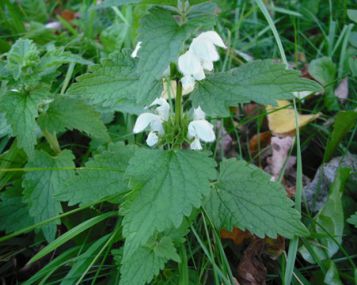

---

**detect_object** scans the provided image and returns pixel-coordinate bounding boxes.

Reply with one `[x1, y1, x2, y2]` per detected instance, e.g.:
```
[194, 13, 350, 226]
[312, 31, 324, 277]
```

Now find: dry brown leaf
[248, 131, 272, 154]
[266, 100, 320, 136]
[237, 238, 267, 285]
[221, 228, 251, 245]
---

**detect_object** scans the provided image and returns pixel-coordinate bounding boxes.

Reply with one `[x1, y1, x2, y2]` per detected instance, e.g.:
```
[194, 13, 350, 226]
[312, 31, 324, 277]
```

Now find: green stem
[43, 129, 61, 154]
[175, 80, 183, 127]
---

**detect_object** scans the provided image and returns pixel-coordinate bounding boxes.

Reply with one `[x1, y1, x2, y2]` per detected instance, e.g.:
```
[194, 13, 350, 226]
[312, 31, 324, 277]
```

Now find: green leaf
[38, 48, 93, 76]
[122, 149, 216, 255]
[205, 159, 309, 238]
[308, 57, 338, 111]
[57, 143, 135, 206]
[23, 150, 76, 241]
[62, 234, 111, 285]
[324, 111, 357, 162]
[20, 0, 48, 22]
[38, 96, 110, 141]
[67, 53, 141, 111]
[347, 9, 357, 23]
[119, 236, 180, 285]
[29, 211, 117, 264]
[324, 261, 344, 285]
[0, 89, 45, 157]
[191, 60, 322, 116]
[347, 212, 357, 228]
[5, 38, 39, 80]
[299, 168, 350, 263]
[0, 188, 34, 233]
[135, 7, 198, 103]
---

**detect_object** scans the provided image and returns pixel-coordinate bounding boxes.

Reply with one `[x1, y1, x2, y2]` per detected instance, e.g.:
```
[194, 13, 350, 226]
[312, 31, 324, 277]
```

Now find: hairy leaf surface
[119, 236, 180, 285]
[206, 159, 309, 238]
[38, 96, 109, 141]
[58, 143, 135, 206]
[122, 148, 216, 255]
[23, 150, 75, 241]
[191, 60, 323, 116]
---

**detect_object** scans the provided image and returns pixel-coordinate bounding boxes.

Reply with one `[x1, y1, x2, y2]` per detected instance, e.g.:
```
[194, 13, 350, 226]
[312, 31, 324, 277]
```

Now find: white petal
[133, 113, 159, 133]
[178, 50, 204, 76]
[146, 131, 159, 147]
[190, 37, 219, 62]
[188, 120, 215, 142]
[190, 137, 202, 150]
[131, 41, 142, 58]
[193, 106, 206, 120]
[198, 31, 226, 48]
[293, 91, 312, 99]
[150, 98, 170, 121]
[192, 67, 206, 81]
[150, 118, 164, 134]
[202, 60, 214, 71]
[181, 75, 195, 92]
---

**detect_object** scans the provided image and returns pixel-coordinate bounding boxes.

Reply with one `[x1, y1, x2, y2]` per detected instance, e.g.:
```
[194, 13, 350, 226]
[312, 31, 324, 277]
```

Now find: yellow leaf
[267, 100, 320, 136]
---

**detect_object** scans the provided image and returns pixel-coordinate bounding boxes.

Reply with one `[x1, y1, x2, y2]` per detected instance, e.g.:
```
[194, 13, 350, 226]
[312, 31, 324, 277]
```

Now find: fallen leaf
[264, 236, 285, 260]
[237, 238, 267, 285]
[249, 131, 271, 154]
[266, 100, 320, 136]
[221, 227, 251, 245]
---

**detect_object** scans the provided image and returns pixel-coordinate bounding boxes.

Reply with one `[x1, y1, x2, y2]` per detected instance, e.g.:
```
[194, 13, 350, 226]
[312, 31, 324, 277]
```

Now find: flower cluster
[178, 31, 226, 90]
[187, 107, 215, 150]
[133, 98, 170, 147]
[132, 31, 224, 150]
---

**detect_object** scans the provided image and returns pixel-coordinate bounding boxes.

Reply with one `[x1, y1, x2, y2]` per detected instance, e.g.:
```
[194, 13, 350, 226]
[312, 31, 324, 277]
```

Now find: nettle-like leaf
[119, 236, 180, 285]
[5, 38, 40, 80]
[0, 88, 48, 157]
[23, 150, 75, 241]
[191, 60, 323, 116]
[206, 159, 309, 238]
[67, 53, 142, 111]
[38, 96, 110, 141]
[0, 188, 34, 233]
[135, 8, 196, 103]
[57, 143, 135, 206]
[122, 148, 216, 256]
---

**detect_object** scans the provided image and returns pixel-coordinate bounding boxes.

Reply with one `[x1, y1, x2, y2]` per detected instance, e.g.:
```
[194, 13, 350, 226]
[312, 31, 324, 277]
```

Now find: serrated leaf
[67, 53, 143, 111]
[191, 60, 323, 116]
[122, 149, 216, 255]
[38, 48, 93, 77]
[57, 143, 135, 206]
[38, 96, 109, 141]
[0, 188, 34, 233]
[6, 38, 39, 80]
[23, 150, 75, 241]
[205, 159, 309, 239]
[135, 7, 198, 103]
[119, 236, 180, 285]
[0, 89, 45, 157]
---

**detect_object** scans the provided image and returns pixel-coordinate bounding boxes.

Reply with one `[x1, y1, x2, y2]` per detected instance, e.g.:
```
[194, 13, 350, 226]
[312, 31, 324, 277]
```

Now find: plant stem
[43, 129, 61, 154]
[175, 80, 183, 127]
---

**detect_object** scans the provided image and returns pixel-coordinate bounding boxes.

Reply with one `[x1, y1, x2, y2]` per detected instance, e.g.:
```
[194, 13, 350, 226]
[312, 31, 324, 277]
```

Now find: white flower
[293, 91, 313, 99]
[188, 107, 215, 150]
[178, 31, 226, 91]
[131, 41, 142, 58]
[133, 98, 170, 147]
[189, 31, 226, 69]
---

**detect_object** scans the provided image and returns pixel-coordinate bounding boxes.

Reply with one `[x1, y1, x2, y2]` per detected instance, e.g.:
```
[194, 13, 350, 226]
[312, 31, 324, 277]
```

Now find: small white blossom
[131, 41, 142, 58]
[293, 91, 313, 99]
[133, 98, 170, 147]
[188, 107, 215, 150]
[178, 31, 226, 92]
